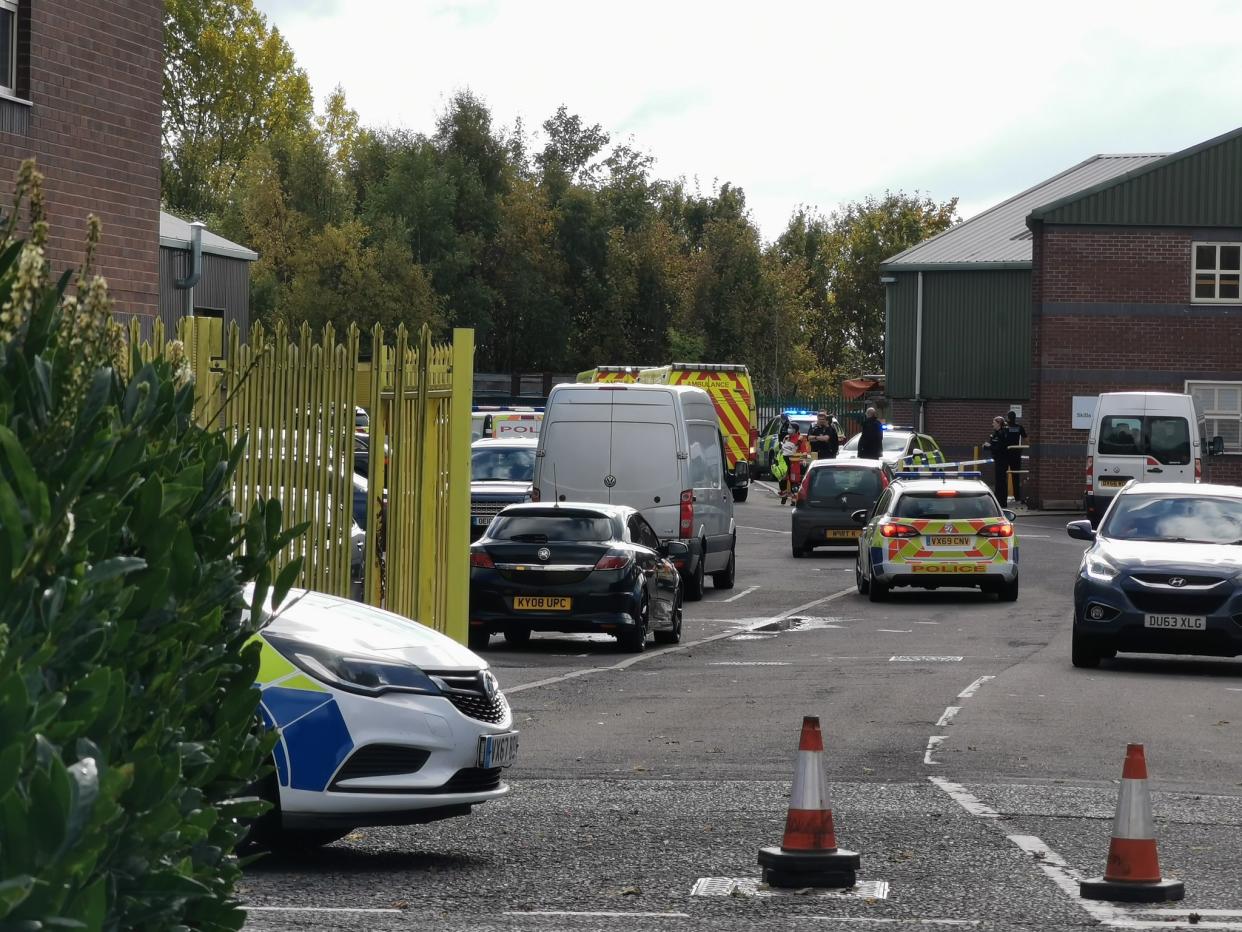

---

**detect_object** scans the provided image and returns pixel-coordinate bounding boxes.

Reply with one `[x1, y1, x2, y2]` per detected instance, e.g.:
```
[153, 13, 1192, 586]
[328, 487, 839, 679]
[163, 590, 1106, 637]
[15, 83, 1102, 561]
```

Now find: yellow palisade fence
[128, 316, 474, 643]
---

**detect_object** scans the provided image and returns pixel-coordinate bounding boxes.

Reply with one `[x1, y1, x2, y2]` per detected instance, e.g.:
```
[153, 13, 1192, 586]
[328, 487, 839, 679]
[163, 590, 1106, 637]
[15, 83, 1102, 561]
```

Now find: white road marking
[801, 920, 980, 927]
[504, 586, 857, 695]
[246, 907, 403, 913]
[914, 621, 940, 625]
[1018, 534, 1051, 538]
[926, 777, 1000, 819]
[877, 629, 913, 633]
[709, 661, 791, 666]
[739, 525, 791, 534]
[957, 675, 995, 699]
[505, 911, 691, 919]
[923, 735, 946, 765]
[692, 877, 888, 899]
[719, 585, 760, 602]
[891, 656, 963, 662]
[1228, 687, 1242, 692]
[936, 706, 961, 727]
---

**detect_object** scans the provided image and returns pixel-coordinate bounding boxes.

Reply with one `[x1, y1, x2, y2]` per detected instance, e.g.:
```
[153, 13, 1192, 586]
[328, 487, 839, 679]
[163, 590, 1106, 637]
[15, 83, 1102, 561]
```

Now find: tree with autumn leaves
[162, 0, 958, 393]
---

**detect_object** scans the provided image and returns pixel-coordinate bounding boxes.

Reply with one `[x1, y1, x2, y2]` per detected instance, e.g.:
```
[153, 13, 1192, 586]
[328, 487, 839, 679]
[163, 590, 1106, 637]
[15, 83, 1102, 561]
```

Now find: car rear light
[750, 427, 759, 455]
[1195, 457, 1202, 481]
[978, 523, 1014, 538]
[469, 551, 494, 569]
[599, 386, 628, 391]
[880, 523, 919, 539]
[796, 478, 811, 503]
[1146, 456, 1160, 467]
[680, 490, 694, 535]
[1085, 455, 1093, 494]
[880, 471, 890, 490]
[935, 490, 958, 497]
[594, 553, 631, 571]
[530, 487, 541, 502]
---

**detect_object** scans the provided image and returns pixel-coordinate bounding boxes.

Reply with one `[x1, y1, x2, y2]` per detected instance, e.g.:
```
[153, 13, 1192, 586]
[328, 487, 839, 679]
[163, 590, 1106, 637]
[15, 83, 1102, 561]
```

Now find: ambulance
[637, 364, 757, 502]
[576, 366, 651, 384]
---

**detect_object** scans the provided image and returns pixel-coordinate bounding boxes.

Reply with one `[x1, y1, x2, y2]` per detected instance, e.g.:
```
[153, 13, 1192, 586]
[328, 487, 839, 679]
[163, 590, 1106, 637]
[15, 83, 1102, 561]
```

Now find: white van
[1085, 392, 1222, 525]
[533, 383, 736, 600]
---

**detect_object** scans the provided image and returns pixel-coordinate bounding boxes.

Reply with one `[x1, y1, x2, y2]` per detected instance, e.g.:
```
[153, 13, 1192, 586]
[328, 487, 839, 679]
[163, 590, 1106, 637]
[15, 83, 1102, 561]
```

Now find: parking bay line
[738, 525, 790, 534]
[503, 586, 857, 696]
[505, 911, 691, 919]
[246, 906, 403, 914]
[718, 585, 760, 603]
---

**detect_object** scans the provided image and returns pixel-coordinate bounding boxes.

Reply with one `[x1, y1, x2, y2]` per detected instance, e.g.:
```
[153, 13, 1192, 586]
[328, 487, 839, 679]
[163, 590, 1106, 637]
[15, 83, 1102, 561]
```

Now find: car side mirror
[1210, 435, 1225, 456]
[851, 509, 868, 525]
[1065, 519, 1096, 541]
[664, 540, 690, 559]
[910, 447, 923, 457]
[1003, 509, 1017, 522]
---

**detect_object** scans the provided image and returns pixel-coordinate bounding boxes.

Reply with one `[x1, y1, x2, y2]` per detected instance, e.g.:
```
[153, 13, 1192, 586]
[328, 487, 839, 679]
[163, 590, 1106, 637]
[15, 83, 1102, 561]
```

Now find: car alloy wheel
[620, 597, 649, 652]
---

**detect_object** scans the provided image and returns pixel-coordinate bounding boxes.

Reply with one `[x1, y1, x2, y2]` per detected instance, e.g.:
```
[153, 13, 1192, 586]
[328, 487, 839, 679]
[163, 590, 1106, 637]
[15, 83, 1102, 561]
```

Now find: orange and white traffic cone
[1080, 743, 1184, 902]
[757, 716, 860, 888]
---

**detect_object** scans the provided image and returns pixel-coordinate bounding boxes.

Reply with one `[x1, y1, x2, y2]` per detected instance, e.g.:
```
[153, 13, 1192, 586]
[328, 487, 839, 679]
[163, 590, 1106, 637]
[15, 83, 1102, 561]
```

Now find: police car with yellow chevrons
[246, 586, 517, 849]
[854, 471, 1019, 602]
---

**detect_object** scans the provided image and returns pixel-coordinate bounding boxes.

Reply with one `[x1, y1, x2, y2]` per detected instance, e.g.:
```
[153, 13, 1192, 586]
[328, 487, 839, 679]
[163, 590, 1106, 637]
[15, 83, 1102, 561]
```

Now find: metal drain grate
[690, 877, 889, 899]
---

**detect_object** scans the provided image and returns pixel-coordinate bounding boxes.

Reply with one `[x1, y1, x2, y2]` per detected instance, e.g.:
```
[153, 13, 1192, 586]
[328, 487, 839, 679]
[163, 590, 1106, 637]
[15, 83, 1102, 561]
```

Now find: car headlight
[1083, 552, 1120, 582]
[264, 633, 441, 697]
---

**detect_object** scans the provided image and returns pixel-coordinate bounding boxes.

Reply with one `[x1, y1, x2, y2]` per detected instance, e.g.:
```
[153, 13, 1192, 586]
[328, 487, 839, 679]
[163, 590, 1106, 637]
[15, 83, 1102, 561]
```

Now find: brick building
[0, 1, 163, 314]
[881, 126, 1242, 508]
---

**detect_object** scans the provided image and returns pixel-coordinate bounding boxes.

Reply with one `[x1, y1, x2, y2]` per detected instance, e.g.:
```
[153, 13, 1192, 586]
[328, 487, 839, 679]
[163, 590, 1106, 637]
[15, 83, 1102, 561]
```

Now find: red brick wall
[1031, 224, 1242, 507]
[0, 2, 163, 315]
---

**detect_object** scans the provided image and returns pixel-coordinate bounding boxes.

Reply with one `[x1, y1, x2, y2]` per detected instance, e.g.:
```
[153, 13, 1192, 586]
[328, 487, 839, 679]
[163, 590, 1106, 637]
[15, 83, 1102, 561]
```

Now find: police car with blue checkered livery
[247, 587, 517, 849]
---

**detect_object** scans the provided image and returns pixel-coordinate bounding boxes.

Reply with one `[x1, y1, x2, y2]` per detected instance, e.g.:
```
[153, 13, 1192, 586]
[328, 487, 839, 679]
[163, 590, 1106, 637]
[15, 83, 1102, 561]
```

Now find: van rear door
[1141, 396, 1194, 483]
[610, 392, 683, 538]
[537, 388, 614, 504]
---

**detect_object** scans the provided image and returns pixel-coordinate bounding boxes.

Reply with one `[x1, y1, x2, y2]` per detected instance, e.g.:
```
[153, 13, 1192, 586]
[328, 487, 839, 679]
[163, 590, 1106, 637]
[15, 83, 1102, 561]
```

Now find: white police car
[248, 587, 517, 848]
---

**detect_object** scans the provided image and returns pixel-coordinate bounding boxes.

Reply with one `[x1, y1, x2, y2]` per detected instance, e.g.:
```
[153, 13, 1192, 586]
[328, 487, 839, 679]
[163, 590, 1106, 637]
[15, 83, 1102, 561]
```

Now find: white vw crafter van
[1085, 391, 1223, 526]
[533, 383, 737, 600]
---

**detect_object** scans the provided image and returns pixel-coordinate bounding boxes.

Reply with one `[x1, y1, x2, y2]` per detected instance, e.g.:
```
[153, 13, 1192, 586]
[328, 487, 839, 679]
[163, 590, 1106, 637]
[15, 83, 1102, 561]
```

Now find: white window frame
[1186, 379, 1242, 454]
[1191, 241, 1242, 304]
[0, 0, 15, 98]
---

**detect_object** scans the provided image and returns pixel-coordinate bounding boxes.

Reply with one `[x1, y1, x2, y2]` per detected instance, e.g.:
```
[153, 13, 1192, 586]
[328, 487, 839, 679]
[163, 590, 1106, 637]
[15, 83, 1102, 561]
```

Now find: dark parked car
[791, 458, 890, 557]
[470, 438, 536, 542]
[468, 503, 684, 653]
[1066, 482, 1242, 668]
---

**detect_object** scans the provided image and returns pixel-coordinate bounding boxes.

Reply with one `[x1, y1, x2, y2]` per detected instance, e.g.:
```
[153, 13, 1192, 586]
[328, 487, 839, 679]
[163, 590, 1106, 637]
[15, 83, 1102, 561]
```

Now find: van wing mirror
[1065, 519, 1096, 541]
[664, 540, 690, 559]
[1210, 435, 1226, 456]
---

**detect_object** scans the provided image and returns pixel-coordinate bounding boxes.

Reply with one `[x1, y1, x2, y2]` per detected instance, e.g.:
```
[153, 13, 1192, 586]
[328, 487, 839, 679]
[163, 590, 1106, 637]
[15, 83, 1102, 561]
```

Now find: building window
[0, 1, 15, 96]
[1187, 381, 1242, 452]
[1193, 242, 1242, 303]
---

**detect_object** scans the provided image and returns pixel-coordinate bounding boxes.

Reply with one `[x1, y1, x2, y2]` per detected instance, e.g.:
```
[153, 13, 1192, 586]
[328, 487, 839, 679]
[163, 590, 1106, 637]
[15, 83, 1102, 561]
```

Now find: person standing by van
[1005, 410, 1028, 505]
[988, 415, 1010, 504]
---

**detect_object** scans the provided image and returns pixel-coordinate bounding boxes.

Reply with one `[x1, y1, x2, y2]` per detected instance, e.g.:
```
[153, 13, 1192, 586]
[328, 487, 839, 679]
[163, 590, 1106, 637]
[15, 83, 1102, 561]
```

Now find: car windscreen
[808, 467, 882, 499]
[488, 514, 615, 542]
[841, 431, 910, 453]
[893, 492, 1000, 520]
[472, 447, 536, 482]
[1097, 415, 1191, 465]
[1100, 494, 1242, 543]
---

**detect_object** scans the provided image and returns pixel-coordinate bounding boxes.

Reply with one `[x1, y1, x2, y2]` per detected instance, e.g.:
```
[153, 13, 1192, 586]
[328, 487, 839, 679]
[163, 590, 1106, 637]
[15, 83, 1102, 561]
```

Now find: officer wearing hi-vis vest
[1005, 410, 1029, 504]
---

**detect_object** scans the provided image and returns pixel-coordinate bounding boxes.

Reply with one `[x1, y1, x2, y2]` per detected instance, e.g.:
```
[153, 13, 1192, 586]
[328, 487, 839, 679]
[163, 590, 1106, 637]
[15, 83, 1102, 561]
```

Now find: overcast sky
[252, 0, 1242, 240]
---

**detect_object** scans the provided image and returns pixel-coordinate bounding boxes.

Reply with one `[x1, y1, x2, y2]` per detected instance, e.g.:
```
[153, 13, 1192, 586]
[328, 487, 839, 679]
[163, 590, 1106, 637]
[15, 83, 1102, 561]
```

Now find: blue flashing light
[782, 409, 815, 417]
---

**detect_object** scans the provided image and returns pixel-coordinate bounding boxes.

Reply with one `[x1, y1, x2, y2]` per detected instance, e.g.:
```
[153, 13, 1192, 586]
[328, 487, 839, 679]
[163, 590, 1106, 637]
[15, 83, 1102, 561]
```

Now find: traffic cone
[1080, 744, 1184, 902]
[757, 716, 860, 888]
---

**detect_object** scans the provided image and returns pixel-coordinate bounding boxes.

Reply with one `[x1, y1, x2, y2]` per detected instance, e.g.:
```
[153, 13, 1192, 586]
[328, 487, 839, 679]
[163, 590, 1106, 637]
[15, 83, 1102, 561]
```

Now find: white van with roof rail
[1085, 391, 1224, 525]
[532, 383, 736, 600]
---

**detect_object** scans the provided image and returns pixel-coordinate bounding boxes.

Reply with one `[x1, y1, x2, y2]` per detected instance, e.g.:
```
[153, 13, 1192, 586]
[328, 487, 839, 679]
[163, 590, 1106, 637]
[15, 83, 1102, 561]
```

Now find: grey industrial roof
[881, 153, 1167, 271]
[160, 211, 258, 261]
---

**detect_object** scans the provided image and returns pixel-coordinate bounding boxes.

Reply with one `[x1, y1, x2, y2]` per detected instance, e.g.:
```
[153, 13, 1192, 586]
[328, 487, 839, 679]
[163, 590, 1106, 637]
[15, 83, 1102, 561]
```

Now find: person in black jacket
[987, 415, 1010, 505]
[807, 411, 839, 461]
[857, 407, 884, 460]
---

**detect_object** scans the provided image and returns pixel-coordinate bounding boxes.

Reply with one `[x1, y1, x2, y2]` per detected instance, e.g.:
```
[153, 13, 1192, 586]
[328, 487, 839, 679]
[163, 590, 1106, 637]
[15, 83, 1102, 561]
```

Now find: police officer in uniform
[807, 411, 838, 461]
[987, 415, 1010, 505]
[1005, 410, 1028, 505]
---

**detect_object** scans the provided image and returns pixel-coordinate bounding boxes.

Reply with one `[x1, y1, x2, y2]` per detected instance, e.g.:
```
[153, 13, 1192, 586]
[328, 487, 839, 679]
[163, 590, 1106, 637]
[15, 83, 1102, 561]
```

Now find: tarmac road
[242, 483, 1242, 932]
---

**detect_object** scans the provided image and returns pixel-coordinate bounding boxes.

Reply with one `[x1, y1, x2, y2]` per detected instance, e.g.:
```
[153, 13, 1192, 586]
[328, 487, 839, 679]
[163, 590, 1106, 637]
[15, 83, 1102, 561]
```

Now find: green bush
[0, 163, 302, 929]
